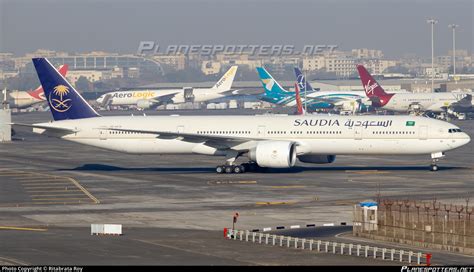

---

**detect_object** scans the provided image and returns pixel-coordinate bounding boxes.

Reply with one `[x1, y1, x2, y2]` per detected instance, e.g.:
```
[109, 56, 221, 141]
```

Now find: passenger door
[99, 130, 107, 140]
[257, 126, 266, 138]
[419, 126, 428, 140]
[354, 126, 362, 140]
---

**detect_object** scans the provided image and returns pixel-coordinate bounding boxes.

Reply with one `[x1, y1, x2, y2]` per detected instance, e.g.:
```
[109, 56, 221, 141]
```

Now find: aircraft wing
[149, 92, 180, 105]
[105, 127, 262, 150]
[449, 94, 473, 110]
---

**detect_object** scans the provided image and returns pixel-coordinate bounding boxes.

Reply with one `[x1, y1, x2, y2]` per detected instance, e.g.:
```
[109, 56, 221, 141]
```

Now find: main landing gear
[216, 164, 245, 174]
[215, 162, 259, 174]
[430, 152, 445, 172]
[215, 151, 260, 174]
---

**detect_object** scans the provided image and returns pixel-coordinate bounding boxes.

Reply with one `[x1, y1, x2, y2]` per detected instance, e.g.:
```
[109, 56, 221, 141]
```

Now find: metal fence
[353, 199, 474, 254]
[225, 229, 430, 265]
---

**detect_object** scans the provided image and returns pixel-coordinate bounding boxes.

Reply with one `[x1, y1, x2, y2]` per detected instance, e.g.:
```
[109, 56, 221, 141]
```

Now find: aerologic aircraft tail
[256, 66, 293, 104]
[27, 64, 69, 101]
[211, 66, 238, 92]
[32, 58, 100, 121]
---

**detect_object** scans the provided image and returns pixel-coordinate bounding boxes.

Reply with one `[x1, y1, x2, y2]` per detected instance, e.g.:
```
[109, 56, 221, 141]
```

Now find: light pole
[427, 18, 438, 92]
[449, 24, 459, 82]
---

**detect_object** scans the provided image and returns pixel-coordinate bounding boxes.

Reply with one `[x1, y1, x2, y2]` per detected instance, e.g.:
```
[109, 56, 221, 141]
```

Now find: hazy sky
[0, 0, 472, 58]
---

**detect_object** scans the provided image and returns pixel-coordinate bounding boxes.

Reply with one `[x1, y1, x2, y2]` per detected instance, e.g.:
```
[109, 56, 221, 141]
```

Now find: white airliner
[15, 58, 471, 173]
[357, 65, 473, 115]
[2, 65, 68, 109]
[96, 66, 238, 109]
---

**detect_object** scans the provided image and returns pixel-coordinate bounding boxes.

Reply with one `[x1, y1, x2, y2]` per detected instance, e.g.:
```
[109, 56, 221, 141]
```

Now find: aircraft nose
[462, 133, 471, 145]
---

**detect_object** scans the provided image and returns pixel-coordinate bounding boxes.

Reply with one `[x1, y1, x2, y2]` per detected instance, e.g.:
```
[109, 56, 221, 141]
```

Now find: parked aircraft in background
[2, 65, 68, 109]
[257, 66, 370, 114]
[13, 58, 471, 175]
[96, 66, 238, 109]
[357, 65, 473, 118]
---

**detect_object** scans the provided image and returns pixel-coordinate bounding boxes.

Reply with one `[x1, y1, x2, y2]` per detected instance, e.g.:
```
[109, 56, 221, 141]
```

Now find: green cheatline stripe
[406, 121, 416, 126]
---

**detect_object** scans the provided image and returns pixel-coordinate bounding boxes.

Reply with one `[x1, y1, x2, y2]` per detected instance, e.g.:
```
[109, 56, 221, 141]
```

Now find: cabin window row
[197, 131, 251, 135]
[372, 131, 415, 135]
[110, 131, 139, 134]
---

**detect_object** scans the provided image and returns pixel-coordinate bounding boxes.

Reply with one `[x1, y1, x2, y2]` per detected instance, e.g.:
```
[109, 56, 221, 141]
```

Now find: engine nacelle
[298, 155, 336, 164]
[248, 141, 297, 168]
[136, 99, 154, 109]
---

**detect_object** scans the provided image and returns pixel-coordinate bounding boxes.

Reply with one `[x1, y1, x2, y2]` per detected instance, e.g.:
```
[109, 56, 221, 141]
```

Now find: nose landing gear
[429, 152, 445, 171]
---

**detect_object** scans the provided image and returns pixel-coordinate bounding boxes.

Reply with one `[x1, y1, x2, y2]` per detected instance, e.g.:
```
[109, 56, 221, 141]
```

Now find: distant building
[66, 70, 105, 85]
[362, 59, 397, 75]
[126, 67, 140, 78]
[215, 54, 263, 70]
[16, 51, 163, 78]
[303, 54, 356, 77]
[0, 70, 18, 80]
[352, 48, 384, 59]
[0, 53, 14, 62]
[302, 56, 326, 71]
[153, 54, 186, 70]
[201, 61, 221, 75]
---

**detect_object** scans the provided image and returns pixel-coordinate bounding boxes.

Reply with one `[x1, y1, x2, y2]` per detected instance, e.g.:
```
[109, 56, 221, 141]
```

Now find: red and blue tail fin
[27, 64, 69, 101]
[32, 58, 100, 121]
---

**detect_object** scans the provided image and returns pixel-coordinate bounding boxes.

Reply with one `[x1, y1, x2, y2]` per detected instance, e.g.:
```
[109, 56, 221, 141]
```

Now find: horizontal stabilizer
[11, 123, 78, 134]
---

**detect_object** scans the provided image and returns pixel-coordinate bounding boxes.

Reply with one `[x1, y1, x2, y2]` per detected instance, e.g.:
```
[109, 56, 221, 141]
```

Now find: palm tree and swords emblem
[50, 85, 72, 112]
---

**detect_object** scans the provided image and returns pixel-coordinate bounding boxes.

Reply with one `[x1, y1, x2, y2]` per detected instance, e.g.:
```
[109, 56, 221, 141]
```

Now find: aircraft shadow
[60, 163, 466, 173]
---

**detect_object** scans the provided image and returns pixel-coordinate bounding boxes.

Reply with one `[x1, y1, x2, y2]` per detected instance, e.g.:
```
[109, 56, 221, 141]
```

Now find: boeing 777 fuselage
[16, 58, 471, 174]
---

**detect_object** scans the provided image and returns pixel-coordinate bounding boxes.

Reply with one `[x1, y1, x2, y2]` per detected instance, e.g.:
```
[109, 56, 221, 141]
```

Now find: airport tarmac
[0, 110, 473, 265]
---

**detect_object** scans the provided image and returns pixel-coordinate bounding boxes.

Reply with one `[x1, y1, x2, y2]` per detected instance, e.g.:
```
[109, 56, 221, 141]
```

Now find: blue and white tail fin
[256, 66, 292, 104]
[294, 67, 318, 94]
[33, 58, 100, 121]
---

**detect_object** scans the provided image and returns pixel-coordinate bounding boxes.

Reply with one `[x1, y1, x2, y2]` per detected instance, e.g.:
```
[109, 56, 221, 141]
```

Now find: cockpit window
[448, 128, 462, 133]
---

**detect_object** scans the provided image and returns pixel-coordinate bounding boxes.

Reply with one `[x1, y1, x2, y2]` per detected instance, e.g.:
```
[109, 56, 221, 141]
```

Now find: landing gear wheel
[225, 165, 234, 174]
[233, 165, 244, 174]
[216, 165, 225, 174]
[430, 164, 438, 171]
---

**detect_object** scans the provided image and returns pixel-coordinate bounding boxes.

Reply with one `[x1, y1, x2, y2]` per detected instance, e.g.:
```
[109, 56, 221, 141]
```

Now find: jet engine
[298, 155, 336, 164]
[136, 99, 155, 110]
[248, 141, 297, 168]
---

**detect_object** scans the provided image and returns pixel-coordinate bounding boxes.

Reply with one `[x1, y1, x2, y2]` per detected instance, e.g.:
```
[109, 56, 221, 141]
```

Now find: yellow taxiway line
[0, 226, 47, 232]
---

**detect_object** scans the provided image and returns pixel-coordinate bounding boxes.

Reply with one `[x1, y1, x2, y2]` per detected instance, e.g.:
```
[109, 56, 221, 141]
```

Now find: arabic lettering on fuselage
[344, 119, 393, 128]
[293, 119, 393, 128]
